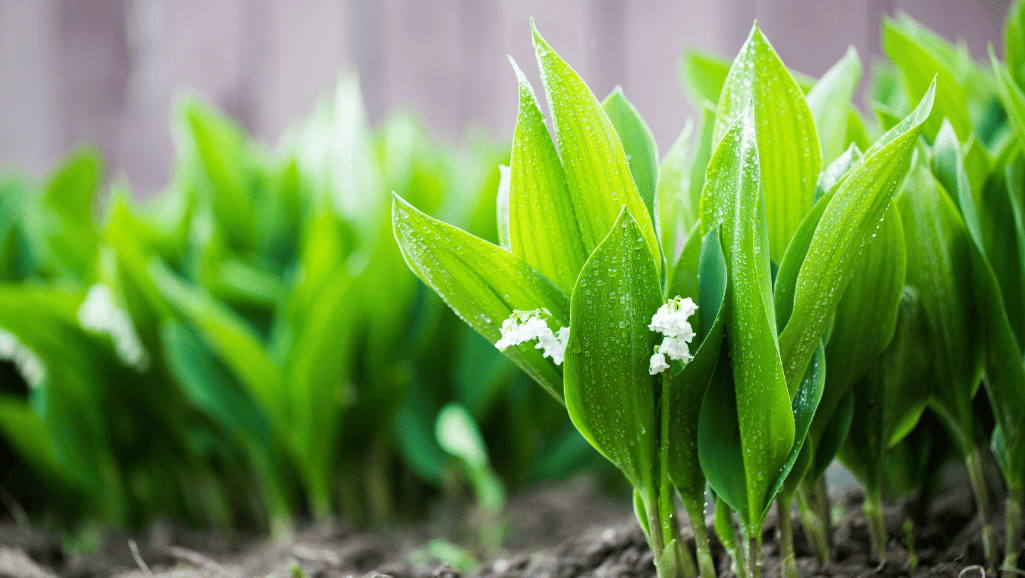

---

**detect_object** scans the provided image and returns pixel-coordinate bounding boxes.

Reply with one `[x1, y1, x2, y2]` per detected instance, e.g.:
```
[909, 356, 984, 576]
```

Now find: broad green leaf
[713, 23, 821, 261]
[655, 121, 694, 263]
[149, 258, 286, 426]
[679, 50, 731, 106]
[679, 47, 816, 108]
[778, 81, 934, 391]
[532, 21, 660, 268]
[883, 16, 970, 138]
[698, 353, 748, 519]
[667, 229, 727, 498]
[935, 122, 1025, 343]
[564, 209, 661, 493]
[36, 149, 101, 276]
[992, 45, 1025, 155]
[933, 122, 1025, 488]
[0, 394, 75, 491]
[392, 194, 569, 401]
[603, 87, 659, 216]
[814, 143, 862, 202]
[699, 106, 794, 528]
[177, 98, 259, 249]
[810, 202, 905, 474]
[810, 389, 854, 480]
[806, 47, 862, 164]
[839, 288, 932, 493]
[764, 344, 825, 515]
[896, 165, 983, 453]
[507, 59, 587, 293]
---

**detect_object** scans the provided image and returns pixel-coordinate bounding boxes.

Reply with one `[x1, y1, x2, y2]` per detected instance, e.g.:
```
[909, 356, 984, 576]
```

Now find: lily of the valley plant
[394, 16, 937, 578]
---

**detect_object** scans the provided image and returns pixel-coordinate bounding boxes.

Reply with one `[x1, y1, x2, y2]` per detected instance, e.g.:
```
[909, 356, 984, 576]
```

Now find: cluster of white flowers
[0, 328, 45, 387]
[495, 308, 570, 365]
[78, 284, 150, 371]
[648, 296, 698, 375]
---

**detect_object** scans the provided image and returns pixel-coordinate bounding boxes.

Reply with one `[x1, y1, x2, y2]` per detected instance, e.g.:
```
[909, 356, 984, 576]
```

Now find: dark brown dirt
[0, 475, 1010, 578]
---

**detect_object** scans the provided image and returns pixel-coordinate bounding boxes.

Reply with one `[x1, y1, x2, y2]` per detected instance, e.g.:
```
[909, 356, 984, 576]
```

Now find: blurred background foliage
[0, 76, 608, 539]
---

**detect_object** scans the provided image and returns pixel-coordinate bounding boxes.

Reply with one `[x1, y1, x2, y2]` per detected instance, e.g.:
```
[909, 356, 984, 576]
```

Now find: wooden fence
[0, 0, 1012, 195]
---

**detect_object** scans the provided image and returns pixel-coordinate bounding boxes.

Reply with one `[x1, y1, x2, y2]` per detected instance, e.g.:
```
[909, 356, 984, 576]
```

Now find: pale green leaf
[806, 46, 862, 164]
[778, 81, 934, 391]
[532, 21, 661, 269]
[392, 194, 569, 401]
[507, 58, 587, 293]
[713, 23, 822, 261]
[603, 87, 659, 217]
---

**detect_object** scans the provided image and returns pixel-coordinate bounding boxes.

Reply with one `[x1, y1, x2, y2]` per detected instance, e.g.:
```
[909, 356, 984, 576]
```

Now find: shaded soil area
[0, 476, 1008, 578]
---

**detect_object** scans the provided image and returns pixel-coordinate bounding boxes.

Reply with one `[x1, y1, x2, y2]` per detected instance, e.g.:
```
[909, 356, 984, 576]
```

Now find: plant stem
[797, 477, 831, 565]
[862, 486, 887, 562]
[715, 498, 746, 578]
[655, 375, 697, 578]
[965, 446, 996, 570]
[745, 528, 763, 578]
[776, 494, 799, 578]
[682, 494, 716, 578]
[1003, 484, 1024, 578]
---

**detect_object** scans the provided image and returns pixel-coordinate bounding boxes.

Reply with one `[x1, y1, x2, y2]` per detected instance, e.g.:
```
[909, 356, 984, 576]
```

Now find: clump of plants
[395, 5, 1025, 577]
[0, 76, 604, 541]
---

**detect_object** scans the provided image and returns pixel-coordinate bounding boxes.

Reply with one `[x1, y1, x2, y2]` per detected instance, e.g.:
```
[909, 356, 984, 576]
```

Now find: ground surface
[0, 476, 1007, 578]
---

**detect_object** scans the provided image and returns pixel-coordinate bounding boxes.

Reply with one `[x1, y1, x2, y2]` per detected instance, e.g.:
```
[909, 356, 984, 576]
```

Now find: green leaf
[777, 81, 934, 391]
[655, 121, 694, 263]
[699, 106, 794, 529]
[698, 352, 748, 519]
[764, 343, 825, 515]
[991, 42, 1025, 150]
[603, 87, 659, 217]
[933, 122, 1025, 487]
[149, 258, 286, 426]
[37, 149, 101, 276]
[564, 209, 662, 493]
[679, 49, 731, 106]
[506, 59, 588, 293]
[161, 319, 271, 443]
[713, 23, 822, 261]
[883, 16, 971, 139]
[0, 394, 75, 491]
[840, 287, 933, 493]
[392, 194, 569, 401]
[896, 165, 983, 454]
[806, 46, 862, 164]
[667, 229, 727, 498]
[531, 21, 661, 269]
[811, 202, 905, 468]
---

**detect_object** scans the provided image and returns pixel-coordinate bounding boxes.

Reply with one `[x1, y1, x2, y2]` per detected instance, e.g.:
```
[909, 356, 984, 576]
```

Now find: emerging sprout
[648, 296, 697, 374]
[495, 308, 570, 365]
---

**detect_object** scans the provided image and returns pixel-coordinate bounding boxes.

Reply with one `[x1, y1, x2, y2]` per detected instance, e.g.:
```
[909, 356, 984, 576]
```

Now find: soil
[0, 475, 1008, 578]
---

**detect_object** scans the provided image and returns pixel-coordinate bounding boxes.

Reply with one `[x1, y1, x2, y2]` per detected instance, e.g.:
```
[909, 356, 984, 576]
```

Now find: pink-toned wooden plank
[0, 1, 58, 176]
[495, 0, 592, 139]
[621, 0, 723, 153]
[754, 0, 873, 78]
[261, 0, 349, 141]
[51, 0, 130, 180]
[378, 0, 462, 139]
[894, 0, 1010, 61]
